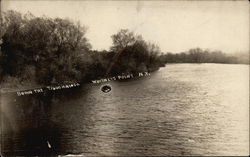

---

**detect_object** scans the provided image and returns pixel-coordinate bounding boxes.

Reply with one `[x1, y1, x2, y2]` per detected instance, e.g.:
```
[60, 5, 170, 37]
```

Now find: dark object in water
[101, 85, 111, 93]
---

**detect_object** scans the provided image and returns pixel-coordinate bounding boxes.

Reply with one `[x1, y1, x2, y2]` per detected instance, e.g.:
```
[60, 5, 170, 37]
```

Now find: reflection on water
[1, 64, 249, 156]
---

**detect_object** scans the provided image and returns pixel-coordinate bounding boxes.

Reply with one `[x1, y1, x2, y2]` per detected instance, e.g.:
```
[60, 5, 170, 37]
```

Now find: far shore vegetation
[0, 11, 249, 89]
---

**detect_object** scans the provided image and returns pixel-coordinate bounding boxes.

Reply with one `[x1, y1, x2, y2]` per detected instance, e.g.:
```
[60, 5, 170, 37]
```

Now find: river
[1, 64, 249, 156]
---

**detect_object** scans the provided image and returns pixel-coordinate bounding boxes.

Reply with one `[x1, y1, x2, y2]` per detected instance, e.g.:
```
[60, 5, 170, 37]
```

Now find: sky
[1, 0, 249, 54]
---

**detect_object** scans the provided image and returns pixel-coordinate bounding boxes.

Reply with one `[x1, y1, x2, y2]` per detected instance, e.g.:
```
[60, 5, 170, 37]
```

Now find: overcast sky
[1, 0, 249, 53]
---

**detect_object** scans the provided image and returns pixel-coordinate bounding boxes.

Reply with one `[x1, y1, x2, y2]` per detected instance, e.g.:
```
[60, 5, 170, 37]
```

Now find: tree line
[0, 11, 248, 88]
[0, 11, 164, 87]
[159, 48, 249, 64]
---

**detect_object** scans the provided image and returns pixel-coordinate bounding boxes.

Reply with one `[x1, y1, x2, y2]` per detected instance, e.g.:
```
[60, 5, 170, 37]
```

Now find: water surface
[1, 64, 249, 156]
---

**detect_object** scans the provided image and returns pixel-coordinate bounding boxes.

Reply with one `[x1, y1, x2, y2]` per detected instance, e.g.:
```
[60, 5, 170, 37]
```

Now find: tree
[109, 29, 163, 75]
[110, 29, 142, 52]
[0, 10, 91, 85]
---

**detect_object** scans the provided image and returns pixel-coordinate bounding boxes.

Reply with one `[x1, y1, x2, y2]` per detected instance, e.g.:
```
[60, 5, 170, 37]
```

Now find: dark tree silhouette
[0, 11, 91, 85]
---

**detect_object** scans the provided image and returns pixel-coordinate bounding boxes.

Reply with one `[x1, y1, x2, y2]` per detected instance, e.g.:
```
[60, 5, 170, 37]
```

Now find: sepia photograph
[0, 0, 249, 156]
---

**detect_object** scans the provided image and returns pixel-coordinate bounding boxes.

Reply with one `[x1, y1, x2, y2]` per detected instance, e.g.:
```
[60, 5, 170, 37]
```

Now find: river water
[1, 64, 249, 156]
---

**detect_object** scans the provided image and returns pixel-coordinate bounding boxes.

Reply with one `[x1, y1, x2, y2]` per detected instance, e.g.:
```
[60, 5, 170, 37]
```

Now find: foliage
[0, 11, 164, 87]
[160, 48, 245, 64]
[0, 10, 91, 85]
[108, 29, 164, 76]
